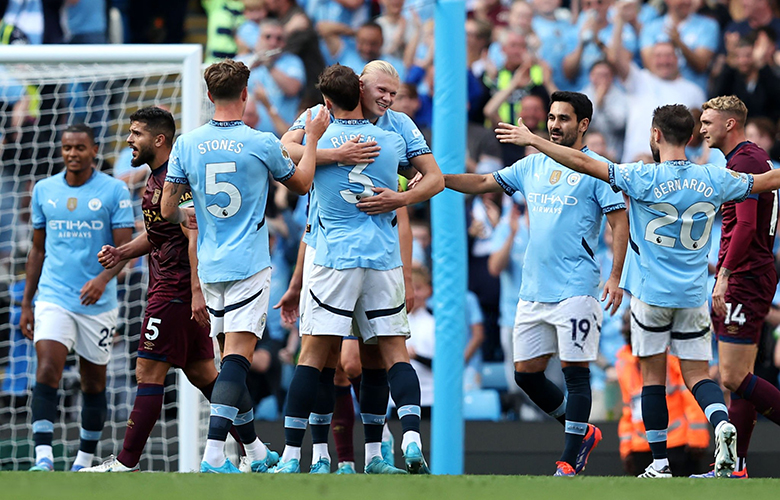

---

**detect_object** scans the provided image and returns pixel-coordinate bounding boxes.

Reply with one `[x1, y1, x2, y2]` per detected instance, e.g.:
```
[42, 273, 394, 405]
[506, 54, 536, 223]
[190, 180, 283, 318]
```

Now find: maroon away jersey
[142, 162, 193, 301]
[717, 142, 777, 274]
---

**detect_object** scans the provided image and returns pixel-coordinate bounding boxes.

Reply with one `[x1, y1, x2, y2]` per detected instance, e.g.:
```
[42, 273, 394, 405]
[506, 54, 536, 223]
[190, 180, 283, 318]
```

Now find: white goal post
[0, 44, 205, 472]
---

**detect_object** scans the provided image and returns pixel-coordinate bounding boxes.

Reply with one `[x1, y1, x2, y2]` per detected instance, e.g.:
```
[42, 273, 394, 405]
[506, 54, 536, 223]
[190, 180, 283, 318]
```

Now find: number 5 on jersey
[339, 163, 375, 204]
[206, 162, 242, 218]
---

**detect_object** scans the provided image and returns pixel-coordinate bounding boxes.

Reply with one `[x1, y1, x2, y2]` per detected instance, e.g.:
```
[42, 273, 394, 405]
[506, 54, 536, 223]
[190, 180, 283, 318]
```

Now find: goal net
[0, 45, 214, 472]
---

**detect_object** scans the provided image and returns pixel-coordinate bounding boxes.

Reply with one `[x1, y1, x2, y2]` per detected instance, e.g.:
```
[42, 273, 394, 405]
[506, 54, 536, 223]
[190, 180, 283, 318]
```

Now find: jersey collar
[664, 159, 690, 166]
[151, 160, 169, 175]
[209, 119, 244, 128]
[334, 118, 370, 125]
[725, 141, 751, 161]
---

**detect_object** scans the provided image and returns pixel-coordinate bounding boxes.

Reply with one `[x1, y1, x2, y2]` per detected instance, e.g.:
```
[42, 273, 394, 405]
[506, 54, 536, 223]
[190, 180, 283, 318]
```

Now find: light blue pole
[431, 0, 467, 475]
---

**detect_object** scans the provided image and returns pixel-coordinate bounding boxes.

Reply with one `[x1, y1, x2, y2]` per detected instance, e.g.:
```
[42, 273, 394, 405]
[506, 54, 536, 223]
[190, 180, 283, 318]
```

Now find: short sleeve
[265, 136, 297, 182]
[395, 133, 410, 169]
[396, 112, 432, 159]
[466, 291, 484, 326]
[288, 104, 323, 132]
[110, 182, 136, 229]
[720, 168, 753, 204]
[608, 161, 655, 200]
[165, 140, 188, 184]
[31, 183, 45, 229]
[492, 158, 530, 196]
[594, 177, 626, 213]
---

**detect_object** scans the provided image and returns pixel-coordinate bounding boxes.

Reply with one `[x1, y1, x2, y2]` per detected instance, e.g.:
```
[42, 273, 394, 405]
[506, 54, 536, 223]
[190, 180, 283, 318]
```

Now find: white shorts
[301, 264, 409, 343]
[629, 296, 712, 361]
[512, 295, 602, 363]
[201, 267, 271, 338]
[34, 301, 118, 365]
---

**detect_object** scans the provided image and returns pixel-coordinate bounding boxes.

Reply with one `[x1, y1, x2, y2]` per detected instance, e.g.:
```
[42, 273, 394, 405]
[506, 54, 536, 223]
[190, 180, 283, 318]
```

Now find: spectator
[530, 0, 572, 90]
[466, 18, 493, 124]
[639, 0, 720, 91]
[236, 0, 269, 55]
[202, 0, 246, 62]
[581, 59, 627, 160]
[584, 130, 614, 160]
[472, 0, 510, 27]
[266, 0, 325, 103]
[42, 0, 64, 43]
[745, 116, 780, 168]
[483, 30, 554, 131]
[375, 0, 413, 60]
[248, 19, 306, 135]
[467, 120, 503, 174]
[612, 31, 704, 161]
[324, 21, 405, 78]
[2, 0, 43, 44]
[724, 0, 780, 50]
[562, 0, 638, 92]
[711, 31, 780, 123]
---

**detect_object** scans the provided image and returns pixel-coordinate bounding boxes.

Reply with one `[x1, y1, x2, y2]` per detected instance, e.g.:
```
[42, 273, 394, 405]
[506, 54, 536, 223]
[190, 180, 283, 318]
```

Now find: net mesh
[0, 60, 222, 471]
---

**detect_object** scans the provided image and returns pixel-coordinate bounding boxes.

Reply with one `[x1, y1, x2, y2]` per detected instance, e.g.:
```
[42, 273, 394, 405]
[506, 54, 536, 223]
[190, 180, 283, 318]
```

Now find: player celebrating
[274, 64, 428, 475]
[445, 91, 629, 477]
[20, 124, 135, 471]
[79, 107, 238, 472]
[161, 59, 329, 473]
[495, 103, 780, 478]
[695, 96, 780, 478]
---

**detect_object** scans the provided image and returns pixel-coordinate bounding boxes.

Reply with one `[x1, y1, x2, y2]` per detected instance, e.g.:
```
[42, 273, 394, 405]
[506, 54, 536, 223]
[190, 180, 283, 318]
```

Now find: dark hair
[747, 116, 777, 139]
[550, 91, 593, 123]
[652, 104, 694, 146]
[589, 58, 615, 74]
[204, 59, 250, 101]
[316, 64, 361, 111]
[358, 21, 383, 35]
[130, 106, 176, 145]
[63, 123, 96, 144]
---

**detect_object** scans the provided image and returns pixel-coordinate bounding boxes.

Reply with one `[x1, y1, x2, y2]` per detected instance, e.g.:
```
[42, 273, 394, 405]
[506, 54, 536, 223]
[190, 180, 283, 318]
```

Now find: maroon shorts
[138, 298, 214, 368]
[712, 270, 778, 345]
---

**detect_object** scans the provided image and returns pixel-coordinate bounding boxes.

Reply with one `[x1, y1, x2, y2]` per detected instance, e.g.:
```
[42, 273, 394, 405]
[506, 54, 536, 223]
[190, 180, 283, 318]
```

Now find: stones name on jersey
[196, 138, 244, 155]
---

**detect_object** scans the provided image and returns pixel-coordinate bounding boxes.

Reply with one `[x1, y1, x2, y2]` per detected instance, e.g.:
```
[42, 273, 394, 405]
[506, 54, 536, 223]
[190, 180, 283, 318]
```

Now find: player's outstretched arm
[495, 121, 610, 183]
[358, 154, 445, 215]
[282, 128, 380, 166]
[750, 168, 780, 194]
[282, 108, 331, 195]
[98, 231, 152, 269]
[20, 228, 46, 340]
[444, 172, 505, 194]
[81, 227, 133, 306]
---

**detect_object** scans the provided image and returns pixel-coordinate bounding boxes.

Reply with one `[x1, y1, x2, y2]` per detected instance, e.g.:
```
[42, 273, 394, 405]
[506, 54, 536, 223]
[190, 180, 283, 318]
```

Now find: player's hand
[336, 135, 380, 165]
[406, 172, 423, 190]
[305, 107, 330, 142]
[181, 208, 198, 230]
[80, 276, 108, 306]
[711, 275, 729, 318]
[495, 120, 535, 147]
[357, 187, 405, 214]
[404, 274, 415, 312]
[274, 286, 301, 326]
[191, 289, 210, 328]
[601, 275, 623, 315]
[97, 245, 122, 269]
[20, 304, 34, 340]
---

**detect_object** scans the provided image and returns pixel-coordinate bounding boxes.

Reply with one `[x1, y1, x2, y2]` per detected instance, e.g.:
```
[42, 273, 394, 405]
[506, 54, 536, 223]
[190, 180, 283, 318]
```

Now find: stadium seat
[463, 389, 501, 421]
[480, 362, 508, 391]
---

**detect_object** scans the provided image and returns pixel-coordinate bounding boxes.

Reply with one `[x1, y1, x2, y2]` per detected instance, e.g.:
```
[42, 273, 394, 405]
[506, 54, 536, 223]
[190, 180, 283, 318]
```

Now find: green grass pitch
[2, 473, 779, 500]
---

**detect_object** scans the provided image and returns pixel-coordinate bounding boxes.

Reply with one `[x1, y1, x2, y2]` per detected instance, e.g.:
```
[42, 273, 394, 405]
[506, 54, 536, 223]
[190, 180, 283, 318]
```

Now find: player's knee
[514, 371, 544, 392]
[720, 371, 745, 393]
[341, 358, 362, 379]
[35, 362, 62, 387]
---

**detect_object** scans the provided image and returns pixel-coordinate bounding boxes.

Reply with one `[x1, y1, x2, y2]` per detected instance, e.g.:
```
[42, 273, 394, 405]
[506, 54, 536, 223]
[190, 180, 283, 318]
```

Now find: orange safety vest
[615, 345, 710, 458]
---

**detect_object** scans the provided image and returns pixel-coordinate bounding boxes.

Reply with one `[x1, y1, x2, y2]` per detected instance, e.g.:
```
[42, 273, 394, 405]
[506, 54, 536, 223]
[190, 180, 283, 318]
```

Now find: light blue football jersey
[492, 147, 626, 303]
[608, 160, 753, 308]
[31, 170, 134, 314]
[290, 105, 430, 248]
[312, 118, 408, 270]
[166, 119, 296, 283]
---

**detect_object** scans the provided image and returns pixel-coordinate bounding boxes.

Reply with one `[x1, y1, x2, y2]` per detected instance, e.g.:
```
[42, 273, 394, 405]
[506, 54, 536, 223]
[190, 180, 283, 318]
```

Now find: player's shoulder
[95, 170, 131, 196]
[380, 109, 418, 132]
[34, 171, 65, 190]
[729, 142, 772, 174]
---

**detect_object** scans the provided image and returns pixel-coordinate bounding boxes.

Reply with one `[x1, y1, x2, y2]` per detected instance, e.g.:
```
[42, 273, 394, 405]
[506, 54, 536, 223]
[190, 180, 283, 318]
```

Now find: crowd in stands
[3, 0, 780, 447]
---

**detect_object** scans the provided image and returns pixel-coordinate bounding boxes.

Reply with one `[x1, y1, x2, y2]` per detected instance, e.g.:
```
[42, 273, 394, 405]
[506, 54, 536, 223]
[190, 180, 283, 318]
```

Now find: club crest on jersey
[89, 198, 102, 211]
[258, 313, 267, 332]
[549, 170, 562, 184]
[152, 189, 161, 205]
[67, 198, 78, 211]
[567, 173, 582, 185]
[280, 144, 291, 160]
